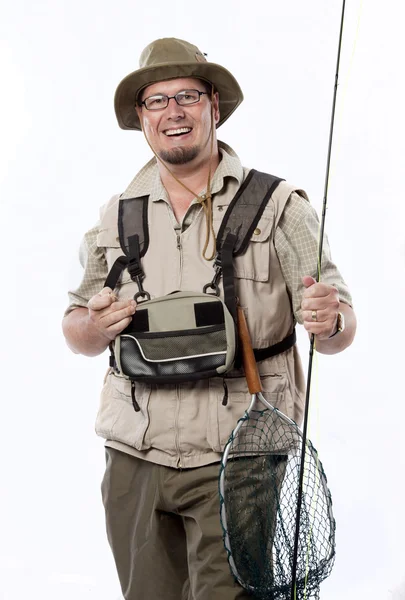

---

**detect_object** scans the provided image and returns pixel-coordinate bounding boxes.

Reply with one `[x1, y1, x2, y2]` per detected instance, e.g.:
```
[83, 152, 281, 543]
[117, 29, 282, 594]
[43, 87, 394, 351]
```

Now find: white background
[1, 0, 405, 598]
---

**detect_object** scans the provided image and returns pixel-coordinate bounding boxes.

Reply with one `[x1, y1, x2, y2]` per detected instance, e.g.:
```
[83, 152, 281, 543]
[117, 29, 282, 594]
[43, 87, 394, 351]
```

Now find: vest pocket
[233, 213, 273, 282]
[207, 374, 288, 452]
[95, 373, 151, 451]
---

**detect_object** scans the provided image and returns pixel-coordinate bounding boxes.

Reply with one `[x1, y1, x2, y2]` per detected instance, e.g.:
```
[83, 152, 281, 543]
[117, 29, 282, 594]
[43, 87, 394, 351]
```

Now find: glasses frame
[139, 89, 208, 111]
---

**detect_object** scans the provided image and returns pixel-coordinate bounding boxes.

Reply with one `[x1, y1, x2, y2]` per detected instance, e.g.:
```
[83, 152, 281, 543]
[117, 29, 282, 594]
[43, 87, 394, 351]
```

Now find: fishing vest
[102, 169, 297, 411]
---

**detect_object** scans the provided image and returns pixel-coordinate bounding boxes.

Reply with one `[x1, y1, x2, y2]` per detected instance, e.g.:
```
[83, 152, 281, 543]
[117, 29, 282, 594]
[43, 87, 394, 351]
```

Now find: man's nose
[166, 97, 185, 118]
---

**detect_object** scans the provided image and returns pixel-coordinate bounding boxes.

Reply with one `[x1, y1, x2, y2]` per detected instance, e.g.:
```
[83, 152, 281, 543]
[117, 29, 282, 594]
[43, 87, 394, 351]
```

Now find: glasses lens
[176, 90, 200, 105]
[144, 95, 168, 110]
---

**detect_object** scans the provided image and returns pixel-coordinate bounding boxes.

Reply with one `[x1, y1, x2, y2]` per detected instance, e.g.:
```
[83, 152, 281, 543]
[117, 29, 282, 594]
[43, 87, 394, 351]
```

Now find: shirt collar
[120, 141, 244, 202]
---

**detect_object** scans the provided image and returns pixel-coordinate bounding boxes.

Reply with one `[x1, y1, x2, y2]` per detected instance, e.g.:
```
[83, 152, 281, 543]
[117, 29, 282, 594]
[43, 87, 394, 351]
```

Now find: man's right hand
[87, 287, 137, 342]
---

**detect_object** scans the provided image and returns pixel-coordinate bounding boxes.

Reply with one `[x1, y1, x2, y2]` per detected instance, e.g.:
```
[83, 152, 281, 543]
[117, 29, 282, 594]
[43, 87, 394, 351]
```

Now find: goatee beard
[159, 145, 200, 165]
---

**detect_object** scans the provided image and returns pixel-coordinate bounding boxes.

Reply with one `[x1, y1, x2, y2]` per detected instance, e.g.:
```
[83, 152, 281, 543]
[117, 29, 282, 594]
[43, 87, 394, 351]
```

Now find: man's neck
[158, 150, 220, 212]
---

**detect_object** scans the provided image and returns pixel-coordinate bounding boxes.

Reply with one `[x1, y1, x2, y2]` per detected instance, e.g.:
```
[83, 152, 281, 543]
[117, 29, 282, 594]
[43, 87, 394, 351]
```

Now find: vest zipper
[174, 224, 183, 289]
[174, 224, 182, 250]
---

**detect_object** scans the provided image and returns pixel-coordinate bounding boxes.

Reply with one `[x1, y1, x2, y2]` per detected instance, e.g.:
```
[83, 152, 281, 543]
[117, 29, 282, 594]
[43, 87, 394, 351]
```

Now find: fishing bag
[114, 291, 236, 383]
[103, 170, 297, 410]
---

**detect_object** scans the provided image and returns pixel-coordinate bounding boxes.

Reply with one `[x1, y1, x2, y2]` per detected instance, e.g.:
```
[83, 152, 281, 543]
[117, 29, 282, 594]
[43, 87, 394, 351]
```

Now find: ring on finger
[311, 310, 317, 322]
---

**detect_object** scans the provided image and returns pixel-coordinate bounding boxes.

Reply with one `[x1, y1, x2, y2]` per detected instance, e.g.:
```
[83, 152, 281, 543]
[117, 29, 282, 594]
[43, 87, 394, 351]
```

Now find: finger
[302, 282, 338, 300]
[302, 308, 338, 324]
[98, 303, 136, 328]
[303, 314, 338, 337]
[95, 315, 134, 341]
[303, 320, 334, 338]
[302, 275, 317, 288]
[105, 316, 134, 337]
[88, 292, 115, 311]
[301, 296, 340, 312]
[94, 299, 136, 319]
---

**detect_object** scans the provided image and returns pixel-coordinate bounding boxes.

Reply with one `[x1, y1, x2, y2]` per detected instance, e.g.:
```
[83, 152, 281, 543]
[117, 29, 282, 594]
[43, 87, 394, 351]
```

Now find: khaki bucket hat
[114, 37, 243, 131]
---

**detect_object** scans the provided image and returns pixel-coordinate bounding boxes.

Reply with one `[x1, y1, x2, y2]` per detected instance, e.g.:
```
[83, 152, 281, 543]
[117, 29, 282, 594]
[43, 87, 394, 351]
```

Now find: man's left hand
[301, 276, 340, 340]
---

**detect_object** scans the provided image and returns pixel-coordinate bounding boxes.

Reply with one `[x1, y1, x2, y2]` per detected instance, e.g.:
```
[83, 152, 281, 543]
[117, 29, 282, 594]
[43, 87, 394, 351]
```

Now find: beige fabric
[65, 142, 352, 468]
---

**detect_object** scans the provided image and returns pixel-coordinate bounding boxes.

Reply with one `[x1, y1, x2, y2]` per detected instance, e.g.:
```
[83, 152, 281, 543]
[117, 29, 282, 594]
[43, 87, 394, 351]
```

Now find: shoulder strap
[103, 194, 149, 292]
[216, 169, 284, 258]
[215, 170, 283, 320]
[215, 170, 299, 365]
[118, 195, 149, 258]
[104, 255, 128, 290]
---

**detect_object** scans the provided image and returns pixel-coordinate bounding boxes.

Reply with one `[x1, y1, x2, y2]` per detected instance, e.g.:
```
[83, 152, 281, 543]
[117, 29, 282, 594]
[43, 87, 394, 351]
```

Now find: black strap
[221, 232, 238, 323]
[127, 234, 144, 280]
[104, 255, 128, 290]
[216, 170, 284, 259]
[253, 329, 297, 362]
[118, 195, 149, 258]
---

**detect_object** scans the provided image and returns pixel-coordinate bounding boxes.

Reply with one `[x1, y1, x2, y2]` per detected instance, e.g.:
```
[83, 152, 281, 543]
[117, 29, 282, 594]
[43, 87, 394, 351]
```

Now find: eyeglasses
[139, 89, 208, 111]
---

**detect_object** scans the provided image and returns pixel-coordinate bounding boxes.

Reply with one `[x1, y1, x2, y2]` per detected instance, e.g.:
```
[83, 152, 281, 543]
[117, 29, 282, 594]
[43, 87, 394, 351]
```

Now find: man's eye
[148, 96, 165, 106]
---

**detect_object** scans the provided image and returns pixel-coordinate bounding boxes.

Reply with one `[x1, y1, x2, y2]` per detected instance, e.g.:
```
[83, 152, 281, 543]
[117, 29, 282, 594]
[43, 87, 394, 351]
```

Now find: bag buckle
[203, 257, 222, 296]
[133, 275, 151, 303]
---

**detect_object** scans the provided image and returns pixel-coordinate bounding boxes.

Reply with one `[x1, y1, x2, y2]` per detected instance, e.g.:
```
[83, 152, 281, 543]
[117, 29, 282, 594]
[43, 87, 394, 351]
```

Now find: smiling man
[139, 81, 217, 165]
[62, 38, 356, 600]
[135, 76, 220, 226]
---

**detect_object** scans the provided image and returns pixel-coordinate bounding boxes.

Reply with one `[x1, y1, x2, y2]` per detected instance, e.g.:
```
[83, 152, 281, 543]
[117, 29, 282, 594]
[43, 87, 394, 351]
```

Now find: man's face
[136, 77, 220, 165]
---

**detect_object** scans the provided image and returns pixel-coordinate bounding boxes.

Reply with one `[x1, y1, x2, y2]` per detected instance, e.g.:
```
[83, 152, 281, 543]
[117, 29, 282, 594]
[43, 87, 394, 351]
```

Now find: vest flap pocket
[207, 375, 288, 452]
[248, 216, 272, 243]
[234, 214, 273, 281]
[95, 373, 151, 451]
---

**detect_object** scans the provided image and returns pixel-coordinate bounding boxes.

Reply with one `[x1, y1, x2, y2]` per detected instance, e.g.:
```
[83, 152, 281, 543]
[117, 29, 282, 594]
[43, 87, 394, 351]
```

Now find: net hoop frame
[218, 392, 336, 596]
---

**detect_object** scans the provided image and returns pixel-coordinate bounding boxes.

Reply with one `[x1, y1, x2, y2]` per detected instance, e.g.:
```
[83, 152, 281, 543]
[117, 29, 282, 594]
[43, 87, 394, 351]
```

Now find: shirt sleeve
[274, 192, 353, 324]
[64, 222, 108, 317]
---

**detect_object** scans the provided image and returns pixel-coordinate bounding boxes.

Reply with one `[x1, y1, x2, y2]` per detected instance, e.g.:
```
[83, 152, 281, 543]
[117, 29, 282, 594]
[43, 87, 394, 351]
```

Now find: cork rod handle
[237, 305, 262, 394]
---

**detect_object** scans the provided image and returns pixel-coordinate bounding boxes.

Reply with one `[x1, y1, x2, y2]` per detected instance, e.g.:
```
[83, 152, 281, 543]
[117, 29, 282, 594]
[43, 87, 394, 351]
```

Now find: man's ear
[213, 92, 220, 125]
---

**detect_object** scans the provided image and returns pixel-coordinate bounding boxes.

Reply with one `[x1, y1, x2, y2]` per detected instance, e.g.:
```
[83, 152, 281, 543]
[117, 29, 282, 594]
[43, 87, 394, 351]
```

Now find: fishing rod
[290, 2, 347, 598]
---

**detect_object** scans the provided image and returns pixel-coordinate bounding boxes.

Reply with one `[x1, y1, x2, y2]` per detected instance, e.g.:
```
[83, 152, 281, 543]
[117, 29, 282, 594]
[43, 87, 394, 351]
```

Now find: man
[62, 38, 356, 600]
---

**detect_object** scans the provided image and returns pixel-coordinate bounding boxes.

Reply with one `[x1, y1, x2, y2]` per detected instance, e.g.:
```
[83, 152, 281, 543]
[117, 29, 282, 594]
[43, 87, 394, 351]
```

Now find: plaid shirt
[66, 142, 352, 322]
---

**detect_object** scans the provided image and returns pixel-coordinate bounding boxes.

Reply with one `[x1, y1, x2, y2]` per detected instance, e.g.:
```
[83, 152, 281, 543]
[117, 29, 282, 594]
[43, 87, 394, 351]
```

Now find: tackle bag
[114, 291, 236, 385]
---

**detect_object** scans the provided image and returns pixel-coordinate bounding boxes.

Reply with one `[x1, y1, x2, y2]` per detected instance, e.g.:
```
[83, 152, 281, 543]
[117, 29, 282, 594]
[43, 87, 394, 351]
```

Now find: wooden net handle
[237, 305, 262, 394]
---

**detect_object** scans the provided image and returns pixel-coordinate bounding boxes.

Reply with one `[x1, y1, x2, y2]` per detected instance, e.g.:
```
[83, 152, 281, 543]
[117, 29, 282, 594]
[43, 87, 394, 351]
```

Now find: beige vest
[94, 168, 308, 468]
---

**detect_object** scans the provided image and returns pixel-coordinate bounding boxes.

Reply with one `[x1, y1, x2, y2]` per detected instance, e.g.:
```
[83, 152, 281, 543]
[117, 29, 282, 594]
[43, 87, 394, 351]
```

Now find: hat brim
[114, 62, 243, 131]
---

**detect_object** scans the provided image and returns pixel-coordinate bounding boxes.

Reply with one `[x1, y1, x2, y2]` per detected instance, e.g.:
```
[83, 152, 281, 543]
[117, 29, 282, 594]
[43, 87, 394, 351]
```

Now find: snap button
[253, 228, 261, 235]
[218, 206, 223, 212]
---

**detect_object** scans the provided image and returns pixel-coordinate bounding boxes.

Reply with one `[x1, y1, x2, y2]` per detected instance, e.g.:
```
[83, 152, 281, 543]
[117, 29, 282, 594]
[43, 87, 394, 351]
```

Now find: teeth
[165, 127, 192, 136]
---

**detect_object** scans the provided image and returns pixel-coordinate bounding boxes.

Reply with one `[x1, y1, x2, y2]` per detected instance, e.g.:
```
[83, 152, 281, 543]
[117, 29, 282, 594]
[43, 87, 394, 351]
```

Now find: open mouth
[164, 127, 192, 137]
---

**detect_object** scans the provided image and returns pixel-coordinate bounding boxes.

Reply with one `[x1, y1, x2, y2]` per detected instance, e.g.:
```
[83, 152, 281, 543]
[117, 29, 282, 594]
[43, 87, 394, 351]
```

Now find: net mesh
[134, 328, 227, 360]
[219, 398, 335, 600]
[120, 336, 225, 378]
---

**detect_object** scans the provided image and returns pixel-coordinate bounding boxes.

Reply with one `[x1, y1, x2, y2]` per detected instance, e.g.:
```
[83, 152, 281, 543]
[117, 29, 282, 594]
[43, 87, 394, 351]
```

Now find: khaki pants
[101, 448, 252, 600]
